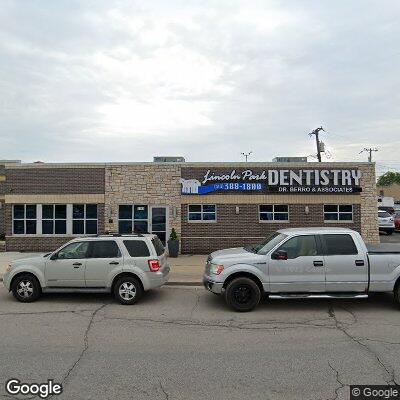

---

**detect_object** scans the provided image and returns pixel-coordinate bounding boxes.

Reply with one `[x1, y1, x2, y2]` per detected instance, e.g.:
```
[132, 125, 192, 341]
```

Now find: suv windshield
[245, 232, 287, 255]
[379, 211, 391, 218]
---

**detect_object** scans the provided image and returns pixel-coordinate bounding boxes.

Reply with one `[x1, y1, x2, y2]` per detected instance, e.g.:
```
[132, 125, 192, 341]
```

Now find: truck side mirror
[50, 253, 58, 261]
[272, 250, 288, 260]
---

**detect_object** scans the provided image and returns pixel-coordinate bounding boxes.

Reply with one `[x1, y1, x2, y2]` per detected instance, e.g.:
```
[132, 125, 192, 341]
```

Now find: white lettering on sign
[200, 169, 362, 186]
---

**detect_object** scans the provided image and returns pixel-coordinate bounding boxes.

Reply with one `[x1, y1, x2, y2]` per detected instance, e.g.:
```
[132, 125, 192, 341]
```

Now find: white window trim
[41, 204, 68, 235]
[12, 204, 98, 236]
[12, 204, 38, 235]
[323, 204, 354, 223]
[188, 204, 217, 223]
[72, 204, 99, 235]
[259, 204, 289, 223]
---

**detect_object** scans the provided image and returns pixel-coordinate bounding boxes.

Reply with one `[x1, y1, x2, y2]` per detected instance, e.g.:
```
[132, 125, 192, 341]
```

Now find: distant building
[377, 184, 400, 203]
[153, 156, 185, 163]
[272, 157, 308, 163]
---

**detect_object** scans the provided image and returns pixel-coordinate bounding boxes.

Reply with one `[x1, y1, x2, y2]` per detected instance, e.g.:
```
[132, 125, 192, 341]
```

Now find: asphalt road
[0, 286, 400, 400]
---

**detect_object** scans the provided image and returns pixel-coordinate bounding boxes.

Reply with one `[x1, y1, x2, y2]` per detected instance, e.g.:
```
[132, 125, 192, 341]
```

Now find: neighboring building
[0, 160, 21, 239]
[377, 184, 400, 203]
[3, 161, 379, 253]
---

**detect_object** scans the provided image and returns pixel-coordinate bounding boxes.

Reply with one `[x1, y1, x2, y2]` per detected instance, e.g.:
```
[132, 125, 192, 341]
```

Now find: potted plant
[168, 228, 180, 258]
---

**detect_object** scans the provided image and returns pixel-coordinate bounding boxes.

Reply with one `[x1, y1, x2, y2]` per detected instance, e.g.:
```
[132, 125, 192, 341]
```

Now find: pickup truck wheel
[114, 276, 143, 305]
[224, 277, 261, 312]
[11, 274, 41, 303]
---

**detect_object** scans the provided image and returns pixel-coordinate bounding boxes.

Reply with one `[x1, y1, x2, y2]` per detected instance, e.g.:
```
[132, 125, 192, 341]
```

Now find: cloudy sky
[0, 0, 399, 173]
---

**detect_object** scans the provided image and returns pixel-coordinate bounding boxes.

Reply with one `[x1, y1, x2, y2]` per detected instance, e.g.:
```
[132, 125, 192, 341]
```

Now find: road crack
[328, 362, 346, 400]
[328, 305, 398, 386]
[158, 378, 169, 400]
[189, 290, 200, 319]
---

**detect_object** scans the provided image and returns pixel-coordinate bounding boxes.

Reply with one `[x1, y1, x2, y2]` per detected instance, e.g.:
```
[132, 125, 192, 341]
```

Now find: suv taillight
[148, 260, 160, 272]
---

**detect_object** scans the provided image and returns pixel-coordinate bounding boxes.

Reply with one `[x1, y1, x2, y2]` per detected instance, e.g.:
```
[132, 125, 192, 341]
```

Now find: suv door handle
[73, 262, 82, 268]
[313, 261, 324, 267]
[355, 260, 365, 266]
[109, 261, 119, 265]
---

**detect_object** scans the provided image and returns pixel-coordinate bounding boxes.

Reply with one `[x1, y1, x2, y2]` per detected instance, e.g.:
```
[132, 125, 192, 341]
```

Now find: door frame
[149, 205, 169, 244]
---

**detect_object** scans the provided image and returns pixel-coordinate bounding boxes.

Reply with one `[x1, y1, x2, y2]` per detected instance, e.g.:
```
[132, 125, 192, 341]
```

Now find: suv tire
[114, 276, 143, 305]
[224, 277, 261, 312]
[11, 274, 41, 303]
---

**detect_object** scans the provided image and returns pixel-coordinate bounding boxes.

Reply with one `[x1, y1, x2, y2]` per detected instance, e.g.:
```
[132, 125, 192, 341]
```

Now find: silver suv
[3, 234, 170, 305]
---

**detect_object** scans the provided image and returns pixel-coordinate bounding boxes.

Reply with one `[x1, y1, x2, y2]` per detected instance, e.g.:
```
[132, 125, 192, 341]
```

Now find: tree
[377, 172, 400, 186]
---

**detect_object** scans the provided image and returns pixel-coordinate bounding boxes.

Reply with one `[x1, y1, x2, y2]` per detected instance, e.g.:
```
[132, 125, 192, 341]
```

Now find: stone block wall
[104, 164, 182, 237]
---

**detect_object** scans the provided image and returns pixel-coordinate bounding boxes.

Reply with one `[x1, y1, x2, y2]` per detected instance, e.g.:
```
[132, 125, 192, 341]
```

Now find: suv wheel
[224, 277, 261, 312]
[394, 284, 400, 309]
[11, 274, 41, 303]
[114, 276, 143, 305]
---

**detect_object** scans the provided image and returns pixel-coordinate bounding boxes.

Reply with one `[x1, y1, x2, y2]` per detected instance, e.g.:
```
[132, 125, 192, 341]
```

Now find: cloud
[0, 0, 399, 169]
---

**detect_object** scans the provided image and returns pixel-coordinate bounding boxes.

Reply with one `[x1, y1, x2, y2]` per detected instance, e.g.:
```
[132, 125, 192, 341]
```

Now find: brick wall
[0, 203, 4, 239]
[6, 168, 105, 194]
[181, 203, 361, 254]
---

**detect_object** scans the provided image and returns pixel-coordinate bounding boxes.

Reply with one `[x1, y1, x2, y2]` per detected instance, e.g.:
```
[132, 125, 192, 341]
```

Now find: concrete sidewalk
[0, 252, 206, 284]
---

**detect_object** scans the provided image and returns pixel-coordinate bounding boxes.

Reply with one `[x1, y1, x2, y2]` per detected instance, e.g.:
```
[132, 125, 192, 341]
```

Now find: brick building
[2, 161, 379, 253]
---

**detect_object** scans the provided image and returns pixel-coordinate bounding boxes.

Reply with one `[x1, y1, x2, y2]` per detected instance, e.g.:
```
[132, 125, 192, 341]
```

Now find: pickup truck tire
[114, 276, 143, 305]
[11, 274, 41, 303]
[224, 277, 261, 312]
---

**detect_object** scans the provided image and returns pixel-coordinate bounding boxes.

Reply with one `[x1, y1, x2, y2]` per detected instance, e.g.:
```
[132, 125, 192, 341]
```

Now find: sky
[0, 0, 399, 174]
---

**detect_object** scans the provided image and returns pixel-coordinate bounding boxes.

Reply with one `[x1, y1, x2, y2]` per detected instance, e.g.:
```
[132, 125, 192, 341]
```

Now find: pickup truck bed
[367, 244, 400, 254]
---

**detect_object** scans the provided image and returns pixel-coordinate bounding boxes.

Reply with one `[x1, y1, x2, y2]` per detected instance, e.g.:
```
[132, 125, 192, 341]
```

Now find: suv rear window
[322, 234, 358, 255]
[90, 241, 121, 258]
[123, 240, 150, 257]
[152, 236, 165, 256]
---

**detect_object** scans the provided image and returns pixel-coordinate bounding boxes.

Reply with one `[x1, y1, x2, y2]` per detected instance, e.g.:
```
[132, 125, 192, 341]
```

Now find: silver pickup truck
[203, 228, 400, 311]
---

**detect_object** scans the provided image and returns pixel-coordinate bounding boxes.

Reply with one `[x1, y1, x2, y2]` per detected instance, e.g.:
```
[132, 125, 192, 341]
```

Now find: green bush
[169, 228, 178, 241]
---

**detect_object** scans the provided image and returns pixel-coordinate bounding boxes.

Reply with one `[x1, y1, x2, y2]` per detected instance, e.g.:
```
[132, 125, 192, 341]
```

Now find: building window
[42, 205, 67, 234]
[118, 205, 149, 233]
[324, 205, 353, 221]
[73, 204, 98, 234]
[188, 205, 216, 222]
[259, 205, 289, 222]
[13, 204, 37, 234]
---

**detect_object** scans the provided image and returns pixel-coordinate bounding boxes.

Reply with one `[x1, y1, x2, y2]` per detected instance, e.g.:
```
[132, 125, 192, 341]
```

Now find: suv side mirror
[50, 253, 58, 261]
[272, 250, 288, 260]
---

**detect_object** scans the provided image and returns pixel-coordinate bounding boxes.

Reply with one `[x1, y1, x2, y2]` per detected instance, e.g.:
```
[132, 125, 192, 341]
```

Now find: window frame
[12, 204, 38, 235]
[42, 204, 67, 235]
[324, 204, 353, 223]
[118, 204, 149, 234]
[72, 204, 98, 235]
[259, 204, 289, 223]
[187, 204, 217, 223]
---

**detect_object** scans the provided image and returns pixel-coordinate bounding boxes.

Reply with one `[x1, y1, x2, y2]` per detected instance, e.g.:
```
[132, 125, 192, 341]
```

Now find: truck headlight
[210, 264, 224, 275]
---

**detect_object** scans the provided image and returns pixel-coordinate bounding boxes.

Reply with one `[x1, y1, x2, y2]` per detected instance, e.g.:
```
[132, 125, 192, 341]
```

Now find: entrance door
[150, 207, 168, 245]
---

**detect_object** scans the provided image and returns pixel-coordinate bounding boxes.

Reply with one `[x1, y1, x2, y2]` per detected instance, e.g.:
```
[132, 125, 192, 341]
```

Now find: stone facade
[104, 164, 182, 237]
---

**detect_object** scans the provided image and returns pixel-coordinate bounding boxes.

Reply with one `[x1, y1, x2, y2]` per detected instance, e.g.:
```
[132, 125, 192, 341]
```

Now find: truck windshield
[245, 232, 287, 255]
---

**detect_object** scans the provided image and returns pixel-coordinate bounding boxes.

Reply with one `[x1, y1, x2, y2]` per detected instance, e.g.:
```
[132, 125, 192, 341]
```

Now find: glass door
[150, 207, 168, 245]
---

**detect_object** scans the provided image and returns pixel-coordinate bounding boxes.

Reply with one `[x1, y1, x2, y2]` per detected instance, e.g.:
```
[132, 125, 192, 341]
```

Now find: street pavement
[0, 286, 400, 399]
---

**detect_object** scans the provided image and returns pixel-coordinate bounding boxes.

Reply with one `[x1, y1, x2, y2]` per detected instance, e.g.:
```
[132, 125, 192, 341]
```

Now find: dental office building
[0, 160, 379, 254]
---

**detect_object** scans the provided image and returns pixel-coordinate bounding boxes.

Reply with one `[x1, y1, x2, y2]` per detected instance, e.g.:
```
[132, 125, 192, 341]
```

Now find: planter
[168, 239, 179, 258]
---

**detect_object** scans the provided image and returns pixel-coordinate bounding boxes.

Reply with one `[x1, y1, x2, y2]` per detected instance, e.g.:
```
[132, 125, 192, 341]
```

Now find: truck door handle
[109, 261, 119, 265]
[313, 261, 324, 267]
[355, 260, 365, 266]
[73, 262, 82, 268]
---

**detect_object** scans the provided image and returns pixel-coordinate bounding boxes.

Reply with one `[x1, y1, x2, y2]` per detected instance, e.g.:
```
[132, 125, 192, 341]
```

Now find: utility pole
[308, 127, 325, 162]
[241, 151, 252, 162]
[359, 148, 378, 162]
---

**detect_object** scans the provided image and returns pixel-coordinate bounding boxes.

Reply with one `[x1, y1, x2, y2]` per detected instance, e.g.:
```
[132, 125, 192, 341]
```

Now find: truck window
[123, 240, 150, 257]
[321, 234, 358, 255]
[277, 235, 318, 259]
